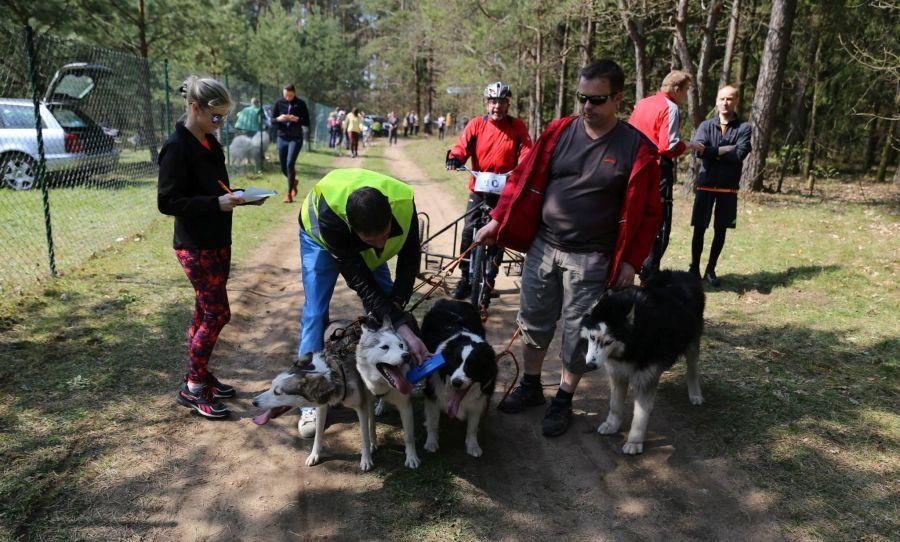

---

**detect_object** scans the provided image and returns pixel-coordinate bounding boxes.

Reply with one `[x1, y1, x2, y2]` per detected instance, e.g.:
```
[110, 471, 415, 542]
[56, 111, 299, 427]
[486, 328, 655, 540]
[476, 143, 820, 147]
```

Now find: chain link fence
[0, 24, 333, 296]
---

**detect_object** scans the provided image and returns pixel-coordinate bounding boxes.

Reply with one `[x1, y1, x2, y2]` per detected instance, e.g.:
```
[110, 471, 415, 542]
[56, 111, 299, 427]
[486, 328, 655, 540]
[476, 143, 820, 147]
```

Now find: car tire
[0, 152, 38, 190]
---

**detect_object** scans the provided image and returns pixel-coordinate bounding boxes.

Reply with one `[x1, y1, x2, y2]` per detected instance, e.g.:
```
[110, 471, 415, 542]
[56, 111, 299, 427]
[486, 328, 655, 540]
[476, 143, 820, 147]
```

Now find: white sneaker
[298, 407, 317, 439]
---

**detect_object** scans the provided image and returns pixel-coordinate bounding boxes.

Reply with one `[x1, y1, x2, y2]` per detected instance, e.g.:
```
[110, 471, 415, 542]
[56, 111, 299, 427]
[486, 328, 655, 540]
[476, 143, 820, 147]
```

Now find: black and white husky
[252, 327, 378, 471]
[421, 299, 498, 457]
[355, 316, 421, 469]
[581, 270, 705, 455]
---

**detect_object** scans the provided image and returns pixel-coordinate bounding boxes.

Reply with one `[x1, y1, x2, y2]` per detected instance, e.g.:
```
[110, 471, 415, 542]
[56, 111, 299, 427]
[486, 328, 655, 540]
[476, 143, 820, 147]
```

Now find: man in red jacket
[445, 81, 532, 300]
[476, 60, 661, 437]
[628, 71, 704, 279]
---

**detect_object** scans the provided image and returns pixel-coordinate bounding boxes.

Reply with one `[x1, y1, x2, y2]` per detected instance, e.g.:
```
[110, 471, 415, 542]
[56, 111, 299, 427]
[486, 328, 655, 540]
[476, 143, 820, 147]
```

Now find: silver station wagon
[0, 63, 119, 190]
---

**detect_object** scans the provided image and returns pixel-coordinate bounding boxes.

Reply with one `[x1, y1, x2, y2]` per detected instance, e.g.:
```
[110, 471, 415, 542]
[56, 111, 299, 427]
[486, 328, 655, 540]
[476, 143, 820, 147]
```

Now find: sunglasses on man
[575, 92, 616, 105]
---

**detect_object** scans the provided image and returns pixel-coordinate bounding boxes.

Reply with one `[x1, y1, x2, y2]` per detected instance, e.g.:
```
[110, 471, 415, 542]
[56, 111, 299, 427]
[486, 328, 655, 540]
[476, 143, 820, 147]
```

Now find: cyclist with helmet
[445, 81, 533, 300]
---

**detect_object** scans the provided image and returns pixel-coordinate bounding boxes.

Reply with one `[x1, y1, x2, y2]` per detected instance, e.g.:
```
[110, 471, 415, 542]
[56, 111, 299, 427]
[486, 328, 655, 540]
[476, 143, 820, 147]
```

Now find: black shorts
[691, 190, 737, 229]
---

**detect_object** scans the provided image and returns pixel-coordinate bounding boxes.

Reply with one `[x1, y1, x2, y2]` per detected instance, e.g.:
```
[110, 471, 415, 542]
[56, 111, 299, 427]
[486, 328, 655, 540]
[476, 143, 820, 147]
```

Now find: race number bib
[472, 172, 508, 194]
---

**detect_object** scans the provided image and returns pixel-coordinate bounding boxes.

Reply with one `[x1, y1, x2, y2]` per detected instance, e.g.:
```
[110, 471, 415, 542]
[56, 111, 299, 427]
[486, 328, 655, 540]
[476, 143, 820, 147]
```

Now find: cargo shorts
[516, 235, 611, 375]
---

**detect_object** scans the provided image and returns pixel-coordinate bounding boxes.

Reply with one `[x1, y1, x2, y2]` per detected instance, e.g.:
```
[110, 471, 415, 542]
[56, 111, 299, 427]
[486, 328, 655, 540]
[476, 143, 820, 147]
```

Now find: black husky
[580, 270, 705, 455]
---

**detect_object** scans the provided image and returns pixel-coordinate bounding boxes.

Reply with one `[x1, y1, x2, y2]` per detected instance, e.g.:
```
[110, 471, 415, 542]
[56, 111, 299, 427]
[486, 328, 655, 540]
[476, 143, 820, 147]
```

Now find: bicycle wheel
[470, 244, 486, 307]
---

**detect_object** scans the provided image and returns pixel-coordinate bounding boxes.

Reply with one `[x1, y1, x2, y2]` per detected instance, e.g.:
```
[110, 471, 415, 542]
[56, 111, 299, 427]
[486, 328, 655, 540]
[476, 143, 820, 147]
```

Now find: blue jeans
[298, 230, 393, 356]
[277, 136, 303, 192]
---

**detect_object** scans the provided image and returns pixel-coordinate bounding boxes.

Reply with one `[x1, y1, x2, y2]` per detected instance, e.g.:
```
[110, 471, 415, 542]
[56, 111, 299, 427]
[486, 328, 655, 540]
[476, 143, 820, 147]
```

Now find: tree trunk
[741, 0, 798, 191]
[531, 32, 544, 139]
[136, 0, 159, 163]
[735, 0, 758, 113]
[876, 87, 899, 182]
[555, 18, 570, 120]
[863, 114, 881, 173]
[573, 0, 594, 115]
[697, 0, 724, 102]
[719, 0, 742, 88]
[426, 48, 434, 119]
[804, 40, 822, 193]
[674, 0, 701, 129]
[617, 0, 648, 100]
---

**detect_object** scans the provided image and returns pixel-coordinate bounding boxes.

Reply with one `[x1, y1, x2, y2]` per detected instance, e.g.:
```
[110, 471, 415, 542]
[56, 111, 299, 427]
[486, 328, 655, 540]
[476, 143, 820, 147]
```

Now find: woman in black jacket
[270, 83, 310, 202]
[158, 76, 244, 418]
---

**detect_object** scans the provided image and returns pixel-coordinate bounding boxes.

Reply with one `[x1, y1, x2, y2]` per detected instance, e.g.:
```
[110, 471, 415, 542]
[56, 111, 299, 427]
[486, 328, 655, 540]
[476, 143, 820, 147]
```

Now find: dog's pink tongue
[384, 365, 412, 395]
[251, 406, 291, 426]
[447, 388, 467, 419]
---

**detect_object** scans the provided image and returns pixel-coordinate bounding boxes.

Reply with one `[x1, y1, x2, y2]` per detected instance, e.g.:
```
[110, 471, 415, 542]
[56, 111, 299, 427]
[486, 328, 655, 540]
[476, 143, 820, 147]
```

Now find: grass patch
[654, 175, 899, 541]
[0, 148, 341, 540]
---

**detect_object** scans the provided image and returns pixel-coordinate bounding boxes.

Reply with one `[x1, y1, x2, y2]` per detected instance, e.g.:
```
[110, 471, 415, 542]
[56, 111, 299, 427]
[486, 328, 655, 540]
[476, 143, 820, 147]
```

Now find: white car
[0, 63, 119, 190]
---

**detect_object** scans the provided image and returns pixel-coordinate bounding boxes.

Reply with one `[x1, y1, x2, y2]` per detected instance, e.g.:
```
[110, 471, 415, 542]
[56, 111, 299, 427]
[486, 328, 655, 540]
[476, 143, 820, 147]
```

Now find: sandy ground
[99, 140, 784, 541]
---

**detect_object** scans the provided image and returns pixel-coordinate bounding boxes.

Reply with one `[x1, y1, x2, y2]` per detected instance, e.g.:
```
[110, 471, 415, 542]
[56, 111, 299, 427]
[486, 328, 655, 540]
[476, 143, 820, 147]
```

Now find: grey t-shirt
[539, 119, 639, 253]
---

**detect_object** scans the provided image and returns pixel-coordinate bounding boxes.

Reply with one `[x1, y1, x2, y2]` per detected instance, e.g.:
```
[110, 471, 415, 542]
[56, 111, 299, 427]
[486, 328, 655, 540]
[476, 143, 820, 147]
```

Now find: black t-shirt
[540, 119, 639, 253]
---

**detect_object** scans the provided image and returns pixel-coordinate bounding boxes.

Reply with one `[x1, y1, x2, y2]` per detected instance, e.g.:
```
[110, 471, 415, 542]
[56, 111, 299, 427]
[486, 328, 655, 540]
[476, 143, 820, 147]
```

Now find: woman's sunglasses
[575, 92, 616, 105]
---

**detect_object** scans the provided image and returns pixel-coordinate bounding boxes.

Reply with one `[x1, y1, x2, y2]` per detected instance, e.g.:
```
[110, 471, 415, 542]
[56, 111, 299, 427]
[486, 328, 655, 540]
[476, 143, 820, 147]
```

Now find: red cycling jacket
[448, 115, 533, 192]
[628, 91, 688, 159]
[490, 116, 662, 286]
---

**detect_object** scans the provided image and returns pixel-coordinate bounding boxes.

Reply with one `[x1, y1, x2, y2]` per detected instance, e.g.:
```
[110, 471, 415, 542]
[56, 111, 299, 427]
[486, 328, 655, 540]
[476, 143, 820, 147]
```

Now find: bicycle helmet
[483, 81, 512, 99]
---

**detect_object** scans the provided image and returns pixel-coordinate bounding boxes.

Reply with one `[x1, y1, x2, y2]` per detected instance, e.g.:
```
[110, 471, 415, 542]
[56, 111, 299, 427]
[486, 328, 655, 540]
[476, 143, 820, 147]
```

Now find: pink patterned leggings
[175, 247, 231, 383]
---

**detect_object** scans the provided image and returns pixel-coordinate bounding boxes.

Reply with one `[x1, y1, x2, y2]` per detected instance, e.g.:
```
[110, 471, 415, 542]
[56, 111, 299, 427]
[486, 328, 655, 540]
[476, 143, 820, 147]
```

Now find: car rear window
[51, 107, 89, 129]
[0, 105, 44, 129]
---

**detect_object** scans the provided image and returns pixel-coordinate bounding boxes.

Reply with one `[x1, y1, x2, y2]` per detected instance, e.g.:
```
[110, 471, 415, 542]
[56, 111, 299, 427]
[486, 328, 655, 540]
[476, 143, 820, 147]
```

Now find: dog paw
[622, 441, 644, 455]
[360, 455, 374, 472]
[689, 392, 704, 405]
[597, 420, 621, 435]
[405, 454, 421, 469]
[305, 453, 320, 467]
[466, 442, 483, 458]
[424, 438, 439, 453]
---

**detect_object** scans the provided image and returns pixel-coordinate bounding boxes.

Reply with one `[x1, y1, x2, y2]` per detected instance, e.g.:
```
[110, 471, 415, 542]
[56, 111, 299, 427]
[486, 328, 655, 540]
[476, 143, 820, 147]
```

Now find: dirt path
[124, 141, 783, 541]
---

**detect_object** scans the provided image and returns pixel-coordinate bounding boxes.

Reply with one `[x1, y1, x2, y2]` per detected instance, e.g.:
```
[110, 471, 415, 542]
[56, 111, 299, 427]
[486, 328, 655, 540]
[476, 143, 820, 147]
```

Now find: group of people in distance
[158, 59, 750, 440]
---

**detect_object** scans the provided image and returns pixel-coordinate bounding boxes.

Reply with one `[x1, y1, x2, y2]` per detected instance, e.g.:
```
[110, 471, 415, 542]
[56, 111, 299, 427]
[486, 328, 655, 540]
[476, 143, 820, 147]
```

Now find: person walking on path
[271, 83, 310, 203]
[445, 81, 532, 303]
[158, 76, 264, 419]
[475, 60, 661, 437]
[689, 85, 752, 287]
[295, 168, 432, 435]
[346, 108, 363, 158]
[628, 70, 704, 280]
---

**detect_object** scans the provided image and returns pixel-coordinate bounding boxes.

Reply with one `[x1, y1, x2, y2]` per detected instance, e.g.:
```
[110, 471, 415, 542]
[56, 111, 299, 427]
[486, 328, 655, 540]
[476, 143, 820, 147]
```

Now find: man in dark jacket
[690, 85, 752, 287]
[271, 83, 309, 203]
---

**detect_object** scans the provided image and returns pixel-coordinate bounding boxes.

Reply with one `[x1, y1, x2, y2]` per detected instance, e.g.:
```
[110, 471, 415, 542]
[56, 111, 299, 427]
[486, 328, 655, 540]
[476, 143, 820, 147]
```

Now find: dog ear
[381, 315, 393, 331]
[362, 314, 380, 332]
[626, 303, 636, 326]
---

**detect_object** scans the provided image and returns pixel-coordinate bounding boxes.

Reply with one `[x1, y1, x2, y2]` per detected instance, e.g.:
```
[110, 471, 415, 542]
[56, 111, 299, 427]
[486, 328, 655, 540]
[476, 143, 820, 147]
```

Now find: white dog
[229, 131, 270, 165]
[356, 316, 421, 469]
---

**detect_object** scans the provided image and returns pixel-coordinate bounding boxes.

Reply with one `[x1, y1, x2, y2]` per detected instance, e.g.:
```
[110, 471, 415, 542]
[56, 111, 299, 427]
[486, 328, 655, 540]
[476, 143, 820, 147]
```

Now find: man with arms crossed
[689, 85, 752, 286]
[476, 60, 661, 436]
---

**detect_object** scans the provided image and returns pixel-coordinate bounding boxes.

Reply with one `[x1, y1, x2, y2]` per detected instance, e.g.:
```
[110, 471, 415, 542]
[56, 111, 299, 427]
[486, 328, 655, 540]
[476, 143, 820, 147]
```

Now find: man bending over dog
[475, 59, 661, 437]
[297, 168, 431, 436]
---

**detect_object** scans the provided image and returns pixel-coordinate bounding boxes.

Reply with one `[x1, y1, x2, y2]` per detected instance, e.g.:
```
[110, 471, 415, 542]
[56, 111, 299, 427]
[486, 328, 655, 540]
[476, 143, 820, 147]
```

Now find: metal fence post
[223, 73, 231, 164]
[24, 25, 56, 277]
[163, 59, 171, 136]
[258, 82, 264, 171]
